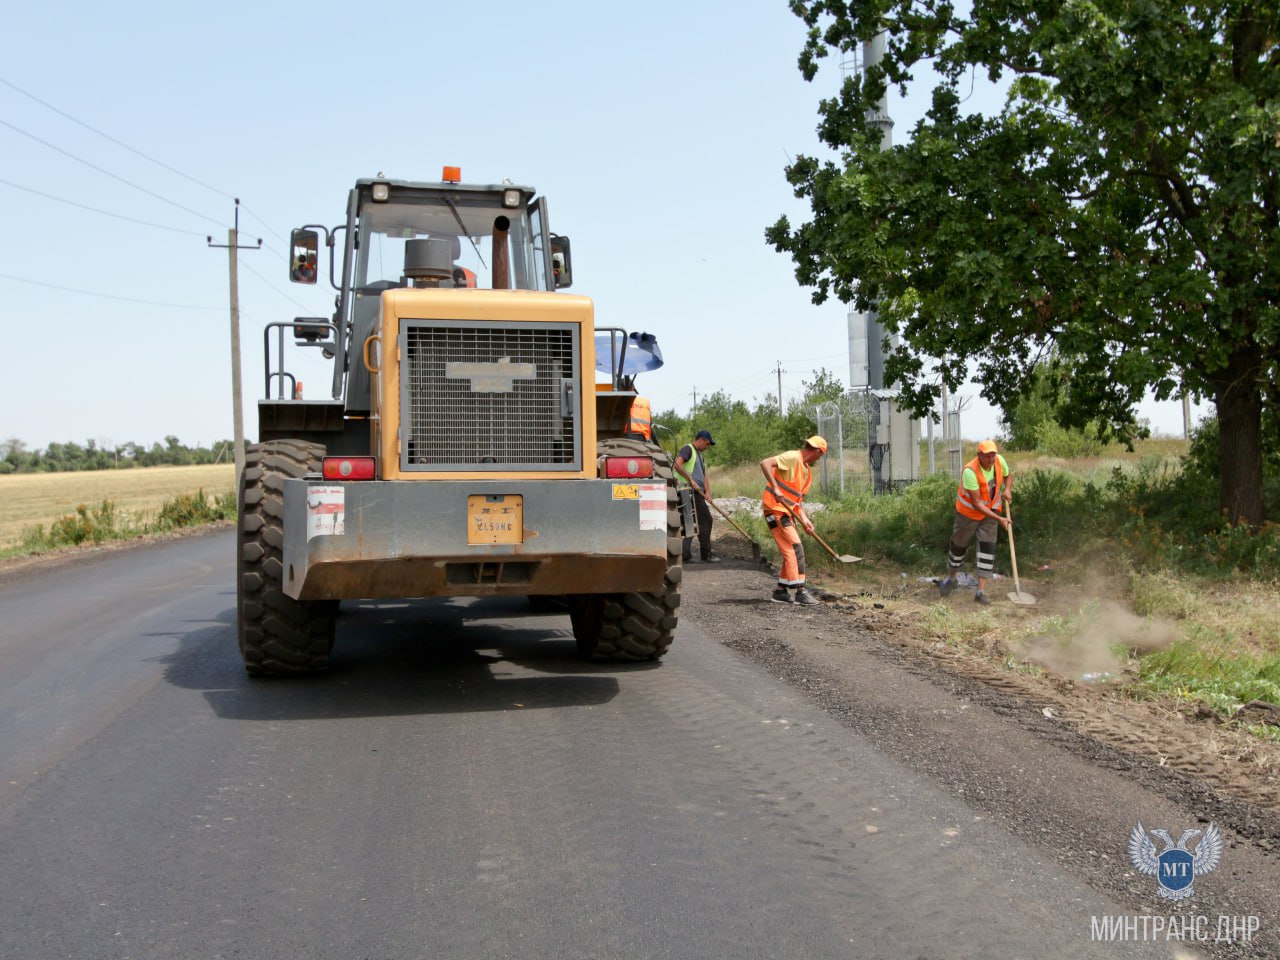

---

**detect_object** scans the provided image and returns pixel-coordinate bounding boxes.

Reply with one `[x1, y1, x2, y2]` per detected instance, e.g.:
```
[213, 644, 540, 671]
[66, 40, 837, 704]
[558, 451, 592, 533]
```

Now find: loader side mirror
[290, 229, 319, 285]
[551, 234, 572, 289]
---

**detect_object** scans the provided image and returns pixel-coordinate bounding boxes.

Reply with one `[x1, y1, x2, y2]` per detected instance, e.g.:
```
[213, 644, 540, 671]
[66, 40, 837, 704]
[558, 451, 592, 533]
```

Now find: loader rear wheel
[569, 438, 682, 661]
[236, 440, 337, 675]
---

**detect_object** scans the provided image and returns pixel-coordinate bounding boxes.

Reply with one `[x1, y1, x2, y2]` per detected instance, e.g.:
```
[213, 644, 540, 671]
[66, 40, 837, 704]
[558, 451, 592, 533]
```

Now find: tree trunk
[1213, 347, 1265, 527]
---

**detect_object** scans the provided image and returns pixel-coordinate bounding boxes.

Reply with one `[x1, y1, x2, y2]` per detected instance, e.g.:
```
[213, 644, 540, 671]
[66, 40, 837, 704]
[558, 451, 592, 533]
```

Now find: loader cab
[346, 176, 564, 294]
[336, 173, 573, 419]
[265, 169, 578, 452]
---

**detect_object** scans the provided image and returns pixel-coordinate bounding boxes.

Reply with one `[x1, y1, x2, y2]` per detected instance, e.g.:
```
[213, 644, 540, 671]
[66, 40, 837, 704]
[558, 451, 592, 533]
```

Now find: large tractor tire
[569, 438, 682, 661]
[237, 440, 338, 675]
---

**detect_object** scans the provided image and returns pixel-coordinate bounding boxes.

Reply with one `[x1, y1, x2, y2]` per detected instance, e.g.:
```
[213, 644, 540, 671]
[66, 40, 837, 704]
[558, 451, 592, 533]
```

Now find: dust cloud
[1020, 600, 1178, 680]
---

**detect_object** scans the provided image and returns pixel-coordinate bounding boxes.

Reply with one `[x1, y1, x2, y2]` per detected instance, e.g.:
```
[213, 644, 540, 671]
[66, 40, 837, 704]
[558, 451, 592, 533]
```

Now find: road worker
[675, 429, 719, 563]
[626, 395, 653, 441]
[759, 436, 827, 605]
[938, 439, 1013, 605]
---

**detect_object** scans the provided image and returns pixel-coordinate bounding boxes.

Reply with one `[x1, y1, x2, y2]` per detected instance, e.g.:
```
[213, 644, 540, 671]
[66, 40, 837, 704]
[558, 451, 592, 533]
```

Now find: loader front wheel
[569, 438, 682, 661]
[236, 440, 337, 675]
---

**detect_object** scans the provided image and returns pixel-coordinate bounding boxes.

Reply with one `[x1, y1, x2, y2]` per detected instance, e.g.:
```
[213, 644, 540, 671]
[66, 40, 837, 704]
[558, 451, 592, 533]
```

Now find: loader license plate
[468, 494, 523, 545]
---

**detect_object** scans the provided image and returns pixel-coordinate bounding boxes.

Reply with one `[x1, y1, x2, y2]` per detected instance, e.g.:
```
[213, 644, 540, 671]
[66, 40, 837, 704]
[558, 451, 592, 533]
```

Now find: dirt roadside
[681, 534, 1280, 957]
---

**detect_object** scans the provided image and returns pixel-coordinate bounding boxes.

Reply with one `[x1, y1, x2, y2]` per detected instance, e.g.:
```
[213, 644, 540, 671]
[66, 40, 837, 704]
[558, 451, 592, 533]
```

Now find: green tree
[1001, 357, 1110, 453]
[768, 1, 1279, 525]
[798, 366, 846, 407]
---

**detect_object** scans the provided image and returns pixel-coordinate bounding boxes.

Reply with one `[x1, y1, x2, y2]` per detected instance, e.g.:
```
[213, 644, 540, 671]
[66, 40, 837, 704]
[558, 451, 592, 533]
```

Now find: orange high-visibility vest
[762, 452, 812, 516]
[627, 397, 652, 440]
[955, 456, 1006, 521]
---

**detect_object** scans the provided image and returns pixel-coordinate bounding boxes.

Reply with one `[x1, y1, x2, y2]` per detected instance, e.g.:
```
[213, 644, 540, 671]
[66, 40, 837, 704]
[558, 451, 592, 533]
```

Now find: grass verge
[708, 441, 1280, 737]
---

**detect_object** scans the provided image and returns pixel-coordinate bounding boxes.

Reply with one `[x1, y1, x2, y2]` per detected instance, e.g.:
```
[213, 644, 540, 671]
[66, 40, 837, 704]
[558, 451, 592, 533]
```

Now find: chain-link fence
[812, 388, 965, 496]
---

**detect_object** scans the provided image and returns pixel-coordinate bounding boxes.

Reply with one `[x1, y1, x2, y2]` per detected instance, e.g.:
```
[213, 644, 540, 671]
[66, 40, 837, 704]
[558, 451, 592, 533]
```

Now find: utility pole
[775, 361, 786, 415]
[208, 199, 261, 480]
[690, 388, 699, 418]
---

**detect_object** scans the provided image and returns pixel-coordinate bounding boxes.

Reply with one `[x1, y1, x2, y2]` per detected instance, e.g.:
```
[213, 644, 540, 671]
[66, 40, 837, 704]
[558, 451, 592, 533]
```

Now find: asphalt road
[0, 531, 1198, 959]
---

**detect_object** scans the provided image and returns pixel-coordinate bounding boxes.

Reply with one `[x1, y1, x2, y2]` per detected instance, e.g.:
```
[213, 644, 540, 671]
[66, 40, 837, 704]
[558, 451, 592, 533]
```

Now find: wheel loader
[236, 168, 684, 675]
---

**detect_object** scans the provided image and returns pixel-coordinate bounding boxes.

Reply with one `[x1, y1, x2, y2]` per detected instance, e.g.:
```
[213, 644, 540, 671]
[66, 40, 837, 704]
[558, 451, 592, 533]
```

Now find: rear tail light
[322, 456, 376, 480]
[603, 455, 654, 479]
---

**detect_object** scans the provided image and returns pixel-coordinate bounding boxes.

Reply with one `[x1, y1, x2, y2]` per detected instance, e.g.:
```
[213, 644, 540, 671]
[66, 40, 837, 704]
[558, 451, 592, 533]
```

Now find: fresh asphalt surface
[0, 531, 1193, 959]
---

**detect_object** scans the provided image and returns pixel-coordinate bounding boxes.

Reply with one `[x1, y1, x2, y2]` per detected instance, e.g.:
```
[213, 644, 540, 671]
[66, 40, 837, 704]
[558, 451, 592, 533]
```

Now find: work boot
[683, 555, 699, 564]
[704, 552, 722, 563]
[771, 587, 794, 604]
[793, 587, 821, 606]
[974, 590, 992, 605]
[938, 576, 957, 598]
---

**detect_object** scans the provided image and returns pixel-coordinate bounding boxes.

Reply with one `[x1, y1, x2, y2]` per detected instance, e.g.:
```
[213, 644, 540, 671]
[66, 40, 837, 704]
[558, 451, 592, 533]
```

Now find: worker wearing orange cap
[760, 436, 827, 605]
[938, 439, 1013, 605]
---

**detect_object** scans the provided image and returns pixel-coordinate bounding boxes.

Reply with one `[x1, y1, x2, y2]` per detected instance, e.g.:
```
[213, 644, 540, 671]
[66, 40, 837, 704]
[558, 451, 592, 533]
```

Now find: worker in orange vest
[759, 436, 827, 605]
[938, 439, 1013, 605]
[626, 395, 652, 441]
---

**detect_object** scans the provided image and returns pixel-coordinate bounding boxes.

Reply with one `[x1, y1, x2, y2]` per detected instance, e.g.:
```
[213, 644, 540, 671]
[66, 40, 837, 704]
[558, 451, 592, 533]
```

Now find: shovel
[701, 491, 763, 563]
[1005, 504, 1036, 605]
[808, 526, 863, 565]
[777, 499, 862, 564]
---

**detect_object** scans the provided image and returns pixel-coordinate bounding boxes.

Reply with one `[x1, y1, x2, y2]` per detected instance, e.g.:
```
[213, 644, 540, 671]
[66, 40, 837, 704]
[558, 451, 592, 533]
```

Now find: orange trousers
[766, 513, 806, 586]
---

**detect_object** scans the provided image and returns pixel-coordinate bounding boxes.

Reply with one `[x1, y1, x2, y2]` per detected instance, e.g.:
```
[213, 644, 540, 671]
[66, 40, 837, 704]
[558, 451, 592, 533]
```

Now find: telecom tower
[842, 35, 922, 491]
[843, 33, 895, 393]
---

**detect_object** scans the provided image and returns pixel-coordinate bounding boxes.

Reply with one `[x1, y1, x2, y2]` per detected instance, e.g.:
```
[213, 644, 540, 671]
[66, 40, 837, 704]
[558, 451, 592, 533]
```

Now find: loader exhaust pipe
[492, 215, 510, 290]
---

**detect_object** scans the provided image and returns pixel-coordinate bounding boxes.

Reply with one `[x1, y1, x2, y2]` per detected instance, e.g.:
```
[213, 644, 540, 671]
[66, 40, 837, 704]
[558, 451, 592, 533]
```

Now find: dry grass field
[0, 464, 236, 548]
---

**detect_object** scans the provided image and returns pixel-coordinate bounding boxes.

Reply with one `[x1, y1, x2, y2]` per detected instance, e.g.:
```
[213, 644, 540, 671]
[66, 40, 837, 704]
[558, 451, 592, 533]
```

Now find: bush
[1033, 421, 1108, 459]
[156, 489, 225, 529]
[24, 500, 122, 549]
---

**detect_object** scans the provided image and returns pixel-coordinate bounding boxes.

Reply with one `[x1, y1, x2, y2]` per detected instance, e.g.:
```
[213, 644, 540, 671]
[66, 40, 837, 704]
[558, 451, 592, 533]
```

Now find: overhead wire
[239, 256, 321, 314]
[1, 78, 306, 313]
[0, 176, 208, 237]
[0, 271, 222, 310]
[0, 75, 235, 203]
[0, 116, 226, 230]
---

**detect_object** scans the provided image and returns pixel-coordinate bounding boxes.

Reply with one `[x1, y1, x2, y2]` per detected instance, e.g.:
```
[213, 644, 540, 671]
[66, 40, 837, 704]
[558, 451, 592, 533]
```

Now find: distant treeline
[0, 436, 233, 474]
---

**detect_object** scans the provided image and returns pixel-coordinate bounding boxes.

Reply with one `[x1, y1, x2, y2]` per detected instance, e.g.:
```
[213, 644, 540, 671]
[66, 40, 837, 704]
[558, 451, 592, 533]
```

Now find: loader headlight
[371, 182, 390, 202]
[502, 188, 521, 208]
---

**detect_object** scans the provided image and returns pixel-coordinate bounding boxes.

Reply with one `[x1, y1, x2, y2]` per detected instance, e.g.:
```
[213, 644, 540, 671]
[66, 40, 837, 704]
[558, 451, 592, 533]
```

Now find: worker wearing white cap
[938, 439, 1013, 605]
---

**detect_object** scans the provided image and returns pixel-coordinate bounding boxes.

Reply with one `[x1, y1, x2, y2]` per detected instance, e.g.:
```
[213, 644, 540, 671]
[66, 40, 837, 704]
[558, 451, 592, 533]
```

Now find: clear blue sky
[0, 1, 1200, 452]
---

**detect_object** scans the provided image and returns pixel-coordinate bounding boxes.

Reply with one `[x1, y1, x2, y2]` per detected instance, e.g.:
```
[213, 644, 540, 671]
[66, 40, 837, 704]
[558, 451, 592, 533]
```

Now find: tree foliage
[0, 437, 234, 474]
[768, 0, 1280, 524]
[652, 368, 845, 466]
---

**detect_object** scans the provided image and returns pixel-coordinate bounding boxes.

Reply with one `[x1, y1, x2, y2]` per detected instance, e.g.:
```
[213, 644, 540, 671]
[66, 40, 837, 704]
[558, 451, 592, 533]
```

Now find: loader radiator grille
[401, 320, 580, 470]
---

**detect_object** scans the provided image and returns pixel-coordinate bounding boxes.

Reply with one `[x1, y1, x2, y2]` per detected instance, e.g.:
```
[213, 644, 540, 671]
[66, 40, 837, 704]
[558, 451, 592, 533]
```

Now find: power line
[1, 75, 291, 246]
[239, 258, 317, 313]
[0, 271, 221, 310]
[0, 116, 225, 229]
[0, 75, 236, 203]
[0, 85, 304, 331]
[0, 176, 208, 237]
[240, 206, 289, 245]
